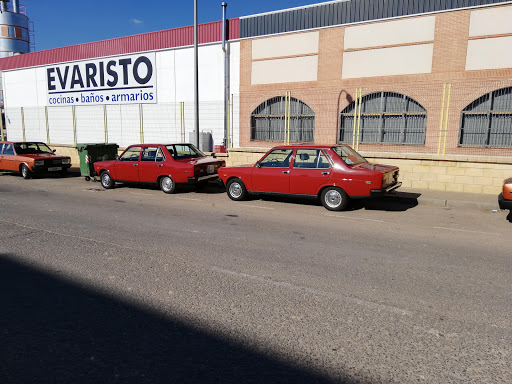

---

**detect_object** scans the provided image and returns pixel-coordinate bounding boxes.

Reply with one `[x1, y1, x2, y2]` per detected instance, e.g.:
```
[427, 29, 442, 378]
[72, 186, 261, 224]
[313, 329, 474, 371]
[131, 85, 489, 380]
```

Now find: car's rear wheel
[100, 171, 115, 189]
[160, 176, 176, 194]
[321, 187, 349, 211]
[226, 178, 247, 201]
[20, 164, 32, 179]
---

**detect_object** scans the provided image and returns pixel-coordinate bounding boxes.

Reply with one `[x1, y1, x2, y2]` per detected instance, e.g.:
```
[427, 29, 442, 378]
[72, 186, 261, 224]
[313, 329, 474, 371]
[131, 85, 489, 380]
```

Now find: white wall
[344, 16, 435, 49]
[2, 41, 241, 149]
[342, 44, 433, 79]
[469, 5, 512, 37]
[466, 36, 512, 71]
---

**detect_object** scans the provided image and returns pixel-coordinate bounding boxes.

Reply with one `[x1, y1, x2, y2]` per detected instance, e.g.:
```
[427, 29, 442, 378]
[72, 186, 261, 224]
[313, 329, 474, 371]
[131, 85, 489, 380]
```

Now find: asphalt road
[1, 172, 511, 383]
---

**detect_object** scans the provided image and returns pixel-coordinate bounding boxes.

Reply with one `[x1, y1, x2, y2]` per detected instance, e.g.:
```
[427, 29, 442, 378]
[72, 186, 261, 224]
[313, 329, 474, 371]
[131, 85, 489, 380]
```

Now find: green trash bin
[76, 143, 119, 181]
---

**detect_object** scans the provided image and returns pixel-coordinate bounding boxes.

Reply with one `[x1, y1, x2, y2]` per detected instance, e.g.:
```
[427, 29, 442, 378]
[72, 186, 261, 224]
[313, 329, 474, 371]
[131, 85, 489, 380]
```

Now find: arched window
[460, 87, 512, 147]
[339, 92, 427, 145]
[251, 96, 315, 142]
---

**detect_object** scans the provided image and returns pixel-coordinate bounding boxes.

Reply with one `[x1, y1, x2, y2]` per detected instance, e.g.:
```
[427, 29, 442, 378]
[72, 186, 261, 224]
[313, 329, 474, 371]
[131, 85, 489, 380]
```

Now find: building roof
[239, 0, 511, 38]
[0, 18, 239, 71]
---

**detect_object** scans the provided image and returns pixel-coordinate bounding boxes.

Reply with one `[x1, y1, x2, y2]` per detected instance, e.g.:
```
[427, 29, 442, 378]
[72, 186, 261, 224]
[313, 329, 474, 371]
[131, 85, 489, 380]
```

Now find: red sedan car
[0, 141, 71, 179]
[93, 143, 225, 193]
[218, 145, 401, 211]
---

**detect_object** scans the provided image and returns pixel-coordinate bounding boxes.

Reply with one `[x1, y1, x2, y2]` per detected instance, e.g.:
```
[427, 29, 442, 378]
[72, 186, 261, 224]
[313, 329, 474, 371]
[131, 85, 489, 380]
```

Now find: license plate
[48, 167, 62, 172]
[207, 165, 214, 174]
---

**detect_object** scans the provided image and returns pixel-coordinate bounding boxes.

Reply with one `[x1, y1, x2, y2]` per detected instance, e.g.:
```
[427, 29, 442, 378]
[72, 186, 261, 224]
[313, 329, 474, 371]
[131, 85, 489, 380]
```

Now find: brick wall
[239, 6, 512, 158]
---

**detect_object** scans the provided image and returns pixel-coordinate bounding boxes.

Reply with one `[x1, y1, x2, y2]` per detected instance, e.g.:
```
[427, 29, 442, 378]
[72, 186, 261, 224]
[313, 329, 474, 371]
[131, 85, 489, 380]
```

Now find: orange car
[0, 141, 71, 179]
[499, 177, 512, 210]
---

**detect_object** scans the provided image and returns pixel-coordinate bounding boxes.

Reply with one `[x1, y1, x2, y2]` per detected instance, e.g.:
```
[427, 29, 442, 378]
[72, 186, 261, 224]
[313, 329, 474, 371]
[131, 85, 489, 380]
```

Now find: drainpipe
[222, 2, 229, 149]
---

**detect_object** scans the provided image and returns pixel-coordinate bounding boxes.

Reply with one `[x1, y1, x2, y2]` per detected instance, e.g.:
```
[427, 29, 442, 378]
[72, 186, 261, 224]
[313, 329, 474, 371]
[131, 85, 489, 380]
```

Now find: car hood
[351, 162, 398, 173]
[17, 153, 69, 160]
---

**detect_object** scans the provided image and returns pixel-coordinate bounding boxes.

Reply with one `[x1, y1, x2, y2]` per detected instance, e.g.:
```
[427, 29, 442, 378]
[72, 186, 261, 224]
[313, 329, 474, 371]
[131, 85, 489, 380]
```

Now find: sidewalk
[394, 188, 500, 211]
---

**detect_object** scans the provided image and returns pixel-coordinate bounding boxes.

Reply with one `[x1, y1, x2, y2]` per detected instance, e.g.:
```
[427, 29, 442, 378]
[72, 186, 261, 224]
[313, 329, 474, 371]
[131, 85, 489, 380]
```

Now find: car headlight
[34, 160, 44, 166]
[62, 158, 71, 164]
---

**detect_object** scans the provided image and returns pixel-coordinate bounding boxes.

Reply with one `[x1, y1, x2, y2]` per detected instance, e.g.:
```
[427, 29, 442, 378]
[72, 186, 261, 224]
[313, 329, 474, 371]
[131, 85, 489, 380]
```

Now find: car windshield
[14, 142, 53, 155]
[166, 144, 205, 160]
[331, 146, 367, 166]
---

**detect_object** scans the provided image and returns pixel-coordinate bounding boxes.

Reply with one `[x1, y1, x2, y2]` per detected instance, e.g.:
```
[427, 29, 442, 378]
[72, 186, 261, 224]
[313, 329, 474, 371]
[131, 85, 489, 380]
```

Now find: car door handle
[157, 164, 163, 167]
[282, 170, 290, 174]
[322, 172, 330, 175]
[133, 164, 138, 167]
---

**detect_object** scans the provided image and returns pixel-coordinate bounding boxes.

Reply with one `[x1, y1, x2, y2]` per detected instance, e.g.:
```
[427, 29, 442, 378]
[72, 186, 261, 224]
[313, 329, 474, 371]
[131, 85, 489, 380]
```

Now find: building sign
[46, 53, 157, 106]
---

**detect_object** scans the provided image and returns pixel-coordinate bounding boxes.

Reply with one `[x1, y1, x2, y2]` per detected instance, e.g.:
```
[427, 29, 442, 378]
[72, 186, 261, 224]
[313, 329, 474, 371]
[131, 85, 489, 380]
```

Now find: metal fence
[3, 97, 240, 150]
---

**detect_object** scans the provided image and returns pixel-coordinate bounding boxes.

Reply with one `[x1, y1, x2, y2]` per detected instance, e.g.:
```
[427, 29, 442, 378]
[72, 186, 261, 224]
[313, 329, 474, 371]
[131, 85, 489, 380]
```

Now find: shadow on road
[506, 210, 512, 223]
[360, 192, 420, 212]
[0, 254, 361, 384]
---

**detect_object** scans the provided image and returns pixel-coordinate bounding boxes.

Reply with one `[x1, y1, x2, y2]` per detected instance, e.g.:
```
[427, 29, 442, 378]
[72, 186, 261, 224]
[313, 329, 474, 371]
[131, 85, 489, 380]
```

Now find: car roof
[127, 143, 194, 147]
[271, 144, 338, 150]
[0, 141, 47, 144]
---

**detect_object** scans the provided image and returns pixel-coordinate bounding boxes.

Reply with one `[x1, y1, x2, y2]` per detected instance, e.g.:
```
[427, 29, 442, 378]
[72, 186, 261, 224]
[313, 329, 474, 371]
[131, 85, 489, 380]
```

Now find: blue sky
[21, 0, 323, 52]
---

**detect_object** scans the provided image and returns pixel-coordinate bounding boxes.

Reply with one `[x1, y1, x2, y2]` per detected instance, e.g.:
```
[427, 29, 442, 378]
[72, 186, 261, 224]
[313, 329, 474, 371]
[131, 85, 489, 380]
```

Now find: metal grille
[240, 0, 506, 38]
[250, 96, 315, 142]
[459, 87, 512, 147]
[339, 92, 426, 145]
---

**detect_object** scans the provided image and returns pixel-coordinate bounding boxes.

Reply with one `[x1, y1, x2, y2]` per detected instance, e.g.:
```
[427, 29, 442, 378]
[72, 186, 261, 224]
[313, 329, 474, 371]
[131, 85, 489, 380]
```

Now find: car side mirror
[53, 149, 56, 153]
[115, 154, 120, 160]
[256, 162, 261, 168]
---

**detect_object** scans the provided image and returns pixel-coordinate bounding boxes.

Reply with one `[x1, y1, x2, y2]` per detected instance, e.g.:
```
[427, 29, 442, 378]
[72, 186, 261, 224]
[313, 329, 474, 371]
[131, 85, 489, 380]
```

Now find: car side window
[259, 149, 293, 168]
[2, 143, 14, 155]
[156, 148, 164, 162]
[119, 146, 141, 161]
[141, 147, 159, 162]
[293, 150, 331, 169]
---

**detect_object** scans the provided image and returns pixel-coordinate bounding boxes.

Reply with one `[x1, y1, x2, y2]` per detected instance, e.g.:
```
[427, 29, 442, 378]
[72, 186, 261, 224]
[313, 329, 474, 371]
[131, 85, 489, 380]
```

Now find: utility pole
[193, 0, 199, 147]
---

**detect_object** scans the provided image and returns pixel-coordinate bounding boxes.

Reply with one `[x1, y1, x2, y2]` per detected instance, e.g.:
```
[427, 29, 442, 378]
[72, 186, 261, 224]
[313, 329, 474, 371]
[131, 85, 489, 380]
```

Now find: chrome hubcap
[325, 190, 342, 208]
[229, 182, 242, 198]
[162, 177, 173, 191]
[102, 174, 110, 185]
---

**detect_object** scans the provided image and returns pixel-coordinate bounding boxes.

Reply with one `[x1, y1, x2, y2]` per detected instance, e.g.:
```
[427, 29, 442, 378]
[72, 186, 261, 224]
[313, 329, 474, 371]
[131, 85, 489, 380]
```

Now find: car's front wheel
[226, 178, 248, 201]
[321, 187, 349, 211]
[160, 176, 176, 194]
[20, 164, 32, 179]
[100, 171, 115, 189]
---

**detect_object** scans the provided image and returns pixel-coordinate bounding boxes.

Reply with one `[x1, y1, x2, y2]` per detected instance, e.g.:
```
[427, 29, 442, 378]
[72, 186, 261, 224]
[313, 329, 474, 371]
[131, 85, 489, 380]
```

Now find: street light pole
[193, 0, 199, 147]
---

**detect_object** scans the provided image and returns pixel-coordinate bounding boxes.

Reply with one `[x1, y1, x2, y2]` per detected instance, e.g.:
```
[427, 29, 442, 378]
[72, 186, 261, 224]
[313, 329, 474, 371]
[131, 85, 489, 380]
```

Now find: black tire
[320, 187, 349, 211]
[226, 178, 248, 201]
[160, 176, 176, 194]
[100, 171, 115, 189]
[20, 164, 32, 179]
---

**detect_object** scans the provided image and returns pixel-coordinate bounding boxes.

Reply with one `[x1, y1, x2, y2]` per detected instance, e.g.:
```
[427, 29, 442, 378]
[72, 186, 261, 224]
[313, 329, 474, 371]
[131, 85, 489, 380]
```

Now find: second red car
[94, 143, 225, 193]
[218, 145, 401, 211]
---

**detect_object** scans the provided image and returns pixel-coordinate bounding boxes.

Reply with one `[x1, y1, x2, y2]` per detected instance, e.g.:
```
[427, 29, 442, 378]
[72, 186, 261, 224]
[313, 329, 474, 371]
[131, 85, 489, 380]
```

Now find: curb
[389, 191, 499, 211]
[417, 197, 499, 211]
